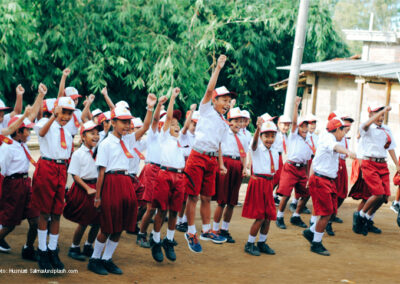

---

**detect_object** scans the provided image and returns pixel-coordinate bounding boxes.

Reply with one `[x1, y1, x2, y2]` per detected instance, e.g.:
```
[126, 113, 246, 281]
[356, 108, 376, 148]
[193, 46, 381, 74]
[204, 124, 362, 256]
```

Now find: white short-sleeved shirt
[193, 100, 229, 152]
[359, 123, 396, 158]
[306, 132, 319, 151]
[272, 131, 288, 154]
[0, 113, 11, 130]
[240, 128, 252, 151]
[356, 136, 364, 159]
[251, 139, 279, 175]
[34, 118, 73, 159]
[312, 132, 340, 179]
[145, 129, 161, 164]
[0, 139, 31, 176]
[286, 128, 314, 163]
[65, 109, 82, 136]
[179, 130, 195, 157]
[338, 137, 350, 160]
[221, 129, 248, 157]
[159, 129, 185, 169]
[68, 144, 98, 179]
[96, 133, 136, 172]
[128, 138, 146, 174]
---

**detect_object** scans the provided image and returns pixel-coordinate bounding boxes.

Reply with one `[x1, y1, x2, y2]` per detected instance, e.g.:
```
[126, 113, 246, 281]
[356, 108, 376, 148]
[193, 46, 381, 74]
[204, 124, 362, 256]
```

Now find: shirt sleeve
[95, 142, 108, 168]
[0, 144, 8, 175]
[68, 151, 81, 176]
[359, 122, 367, 136]
[387, 127, 396, 150]
[199, 100, 212, 115]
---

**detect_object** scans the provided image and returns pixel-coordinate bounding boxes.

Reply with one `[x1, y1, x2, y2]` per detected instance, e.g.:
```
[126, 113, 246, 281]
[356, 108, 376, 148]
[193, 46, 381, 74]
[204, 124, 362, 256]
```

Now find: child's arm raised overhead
[10, 84, 24, 118]
[362, 106, 391, 132]
[163, 88, 180, 132]
[151, 95, 167, 132]
[57, 68, 71, 98]
[202, 55, 226, 105]
[101, 87, 115, 110]
[291, 96, 302, 133]
[27, 83, 47, 122]
[39, 106, 60, 137]
[2, 105, 32, 135]
[182, 104, 197, 135]
[252, 117, 263, 151]
[135, 93, 158, 140]
[81, 94, 95, 123]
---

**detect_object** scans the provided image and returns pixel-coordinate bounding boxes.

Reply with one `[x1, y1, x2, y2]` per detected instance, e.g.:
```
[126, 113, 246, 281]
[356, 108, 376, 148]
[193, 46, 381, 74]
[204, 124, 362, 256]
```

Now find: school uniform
[128, 139, 146, 207]
[272, 131, 287, 186]
[336, 137, 349, 200]
[63, 145, 99, 226]
[179, 130, 195, 159]
[184, 100, 229, 197]
[31, 118, 72, 215]
[151, 129, 186, 212]
[65, 109, 82, 136]
[242, 140, 279, 220]
[96, 133, 138, 234]
[0, 114, 11, 132]
[348, 136, 369, 200]
[359, 123, 395, 197]
[214, 129, 247, 206]
[0, 139, 39, 226]
[277, 128, 313, 199]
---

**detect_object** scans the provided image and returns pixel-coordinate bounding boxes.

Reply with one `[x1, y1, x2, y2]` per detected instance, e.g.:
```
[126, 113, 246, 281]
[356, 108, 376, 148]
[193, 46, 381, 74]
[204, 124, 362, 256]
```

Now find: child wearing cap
[212, 107, 248, 243]
[353, 105, 399, 236]
[0, 84, 24, 130]
[303, 117, 356, 256]
[31, 96, 76, 271]
[242, 117, 279, 256]
[184, 55, 234, 253]
[276, 97, 314, 230]
[63, 121, 102, 261]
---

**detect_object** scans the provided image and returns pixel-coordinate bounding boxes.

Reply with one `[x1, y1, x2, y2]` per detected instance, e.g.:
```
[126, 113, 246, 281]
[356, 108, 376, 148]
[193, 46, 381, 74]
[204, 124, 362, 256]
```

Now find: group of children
[0, 54, 399, 276]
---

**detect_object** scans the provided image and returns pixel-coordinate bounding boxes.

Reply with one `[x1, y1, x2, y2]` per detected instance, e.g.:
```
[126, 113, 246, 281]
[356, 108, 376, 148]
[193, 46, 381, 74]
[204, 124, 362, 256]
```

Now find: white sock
[101, 239, 119, 260]
[313, 231, 324, 243]
[24, 244, 28, 249]
[291, 198, 298, 205]
[221, 221, 229, 231]
[166, 229, 175, 241]
[202, 223, 211, 232]
[394, 201, 399, 205]
[48, 234, 59, 251]
[85, 240, 92, 246]
[91, 239, 106, 259]
[292, 212, 300, 217]
[37, 229, 47, 251]
[71, 243, 80, 248]
[273, 193, 278, 198]
[152, 230, 161, 243]
[188, 225, 196, 235]
[182, 214, 187, 223]
[212, 222, 220, 232]
[365, 213, 372, 220]
[310, 215, 317, 224]
[258, 234, 267, 243]
[277, 211, 284, 218]
[359, 210, 365, 218]
[177, 217, 182, 225]
[310, 223, 316, 233]
[248, 234, 256, 243]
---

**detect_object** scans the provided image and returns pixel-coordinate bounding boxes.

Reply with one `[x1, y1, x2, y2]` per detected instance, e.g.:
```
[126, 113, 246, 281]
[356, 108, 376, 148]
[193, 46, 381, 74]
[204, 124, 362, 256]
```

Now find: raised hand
[88, 94, 95, 104]
[385, 106, 392, 112]
[147, 93, 157, 107]
[38, 83, 47, 96]
[217, 55, 227, 69]
[101, 87, 108, 97]
[172, 87, 180, 99]
[63, 68, 71, 77]
[190, 104, 197, 111]
[230, 98, 236, 109]
[53, 106, 62, 118]
[23, 105, 32, 118]
[16, 84, 25, 96]
[256, 116, 264, 128]
[158, 95, 168, 105]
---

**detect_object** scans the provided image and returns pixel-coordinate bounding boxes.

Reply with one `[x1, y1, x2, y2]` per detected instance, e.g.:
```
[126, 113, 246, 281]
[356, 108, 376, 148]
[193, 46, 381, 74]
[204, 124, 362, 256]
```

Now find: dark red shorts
[348, 169, 370, 201]
[277, 163, 309, 198]
[242, 175, 276, 220]
[31, 158, 68, 215]
[361, 160, 390, 197]
[309, 174, 337, 216]
[273, 154, 283, 187]
[184, 150, 218, 197]
[63, 181, 100, 226]
[131, 175, 145, 207]
[152, 170, 185, 212]
[100, 173, 138, 234]
[214, 157, 243, 206]
[0, 177, 39, 226]
[336, 159, 348, 199]
[139, 163, 160, 202]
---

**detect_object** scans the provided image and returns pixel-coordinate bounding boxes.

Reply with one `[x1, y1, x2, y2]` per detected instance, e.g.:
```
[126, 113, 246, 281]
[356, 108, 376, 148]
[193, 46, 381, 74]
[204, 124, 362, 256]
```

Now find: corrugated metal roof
[277, 60, 400, 80]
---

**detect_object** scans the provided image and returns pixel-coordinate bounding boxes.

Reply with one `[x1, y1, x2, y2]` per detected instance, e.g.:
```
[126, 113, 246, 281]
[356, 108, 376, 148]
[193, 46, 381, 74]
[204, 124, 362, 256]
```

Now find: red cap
[326, 117, 350, 132]
[8, 115, 35, 129]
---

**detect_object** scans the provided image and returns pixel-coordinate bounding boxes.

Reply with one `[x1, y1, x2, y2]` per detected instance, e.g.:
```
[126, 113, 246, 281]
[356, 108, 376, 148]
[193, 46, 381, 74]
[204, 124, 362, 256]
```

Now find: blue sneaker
[200, 230, 227, 244]
[184, 233, 202, 253]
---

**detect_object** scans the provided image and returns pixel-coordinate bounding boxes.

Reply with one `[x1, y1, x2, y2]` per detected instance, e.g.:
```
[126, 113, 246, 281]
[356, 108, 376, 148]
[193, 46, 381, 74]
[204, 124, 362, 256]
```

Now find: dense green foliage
[0, 0, 349, 121]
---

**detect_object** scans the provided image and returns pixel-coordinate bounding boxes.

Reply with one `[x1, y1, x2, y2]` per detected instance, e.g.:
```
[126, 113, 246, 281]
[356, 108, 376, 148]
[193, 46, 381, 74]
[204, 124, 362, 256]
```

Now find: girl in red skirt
[242, 118, 279, 256]
[64, 121, 102, 261]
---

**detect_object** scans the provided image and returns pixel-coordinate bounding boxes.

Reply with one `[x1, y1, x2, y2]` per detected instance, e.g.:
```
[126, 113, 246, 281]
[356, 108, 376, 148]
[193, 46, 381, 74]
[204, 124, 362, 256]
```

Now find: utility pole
[283, 0, 310, 118]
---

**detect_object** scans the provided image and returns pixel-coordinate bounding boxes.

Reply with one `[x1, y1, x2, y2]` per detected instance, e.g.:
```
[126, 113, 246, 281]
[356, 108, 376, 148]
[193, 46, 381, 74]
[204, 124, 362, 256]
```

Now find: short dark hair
[329, 126, 345, 133]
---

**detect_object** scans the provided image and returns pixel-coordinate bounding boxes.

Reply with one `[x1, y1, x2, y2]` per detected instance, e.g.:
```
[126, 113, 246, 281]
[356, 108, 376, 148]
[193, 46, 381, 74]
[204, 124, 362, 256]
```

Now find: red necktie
[89, 149, 95, 160]
[269, 149, 275, 173]
[72, 113, 80, 128]
[234, 133, 246, 158]
[310, 136, 316, 154]
[0, 135, 13, 145]
[21, 144, 37, 167]
[60, 128, 67, 149]
[219, 114, 231, 127]
[282, 135, 287, 154]
[378, 127, 391, 149]
[120, 140, 134, 158]
[133, 148, 145, 160]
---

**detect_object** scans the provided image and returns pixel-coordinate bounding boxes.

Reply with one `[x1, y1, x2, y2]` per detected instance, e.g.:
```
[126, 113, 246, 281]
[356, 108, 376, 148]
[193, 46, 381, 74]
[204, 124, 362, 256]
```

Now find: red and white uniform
[65, 109, 82, 136]
[179, 130, 195, 158]
[336, 136, 349, 199]
[272, 131, 288, 186]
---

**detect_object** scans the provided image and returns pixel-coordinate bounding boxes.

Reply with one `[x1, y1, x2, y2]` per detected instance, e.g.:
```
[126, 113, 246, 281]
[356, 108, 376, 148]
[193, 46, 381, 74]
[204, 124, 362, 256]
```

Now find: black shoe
[176, 222, 188, 233]
[352, 212, 364, 235]
[303, 228, 314, 244]
[397, 210, 400, 227]
[83, 244, 94, 257]
[276, 217, 286, 229]
[162, 237, 177, 261]
[390, 202, 400, 213]
[361, 217, 369, 236]
[22, 245, 38, 261]
[136, 233, 151, 248]
[48, 248, 65, 270]
[38, 249, 53, 270]
[102, 259, 123, 274]
[289, 203, 297, 213]
[219, 229, 235, 243]
[150, 238, 164, 262]
[310, 241, 330, 256]
[88, 258, 108, 275]
[326, 223, 335, 236]
[367, 220, 382, 234]
[333, 216, 343, 223]
[290, 216, 307, 228]
[0, 239, 11, 253]
[257, 242, 275, 255]
[274, 196, 280, 206]
[68, 246, 86, 261]
[244, 242, 260, 256]
[301, 206, 311, 214]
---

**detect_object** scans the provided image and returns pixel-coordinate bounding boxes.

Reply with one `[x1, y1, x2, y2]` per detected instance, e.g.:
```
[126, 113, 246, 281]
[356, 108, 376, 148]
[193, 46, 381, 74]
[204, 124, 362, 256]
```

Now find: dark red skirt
[131, 175, 146, 207]
[213, 157, 243, 206]
[63, 181, 100, 226]
[100, 173, 138, 234]
[242, 175, 276, 220]
[336, 159, 348, 199]
[348, 169, 370, 201]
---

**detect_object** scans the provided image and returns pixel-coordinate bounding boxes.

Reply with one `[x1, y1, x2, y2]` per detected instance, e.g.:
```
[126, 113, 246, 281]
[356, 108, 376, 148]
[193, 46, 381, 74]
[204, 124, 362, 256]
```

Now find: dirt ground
[1, 150, 400, 283]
